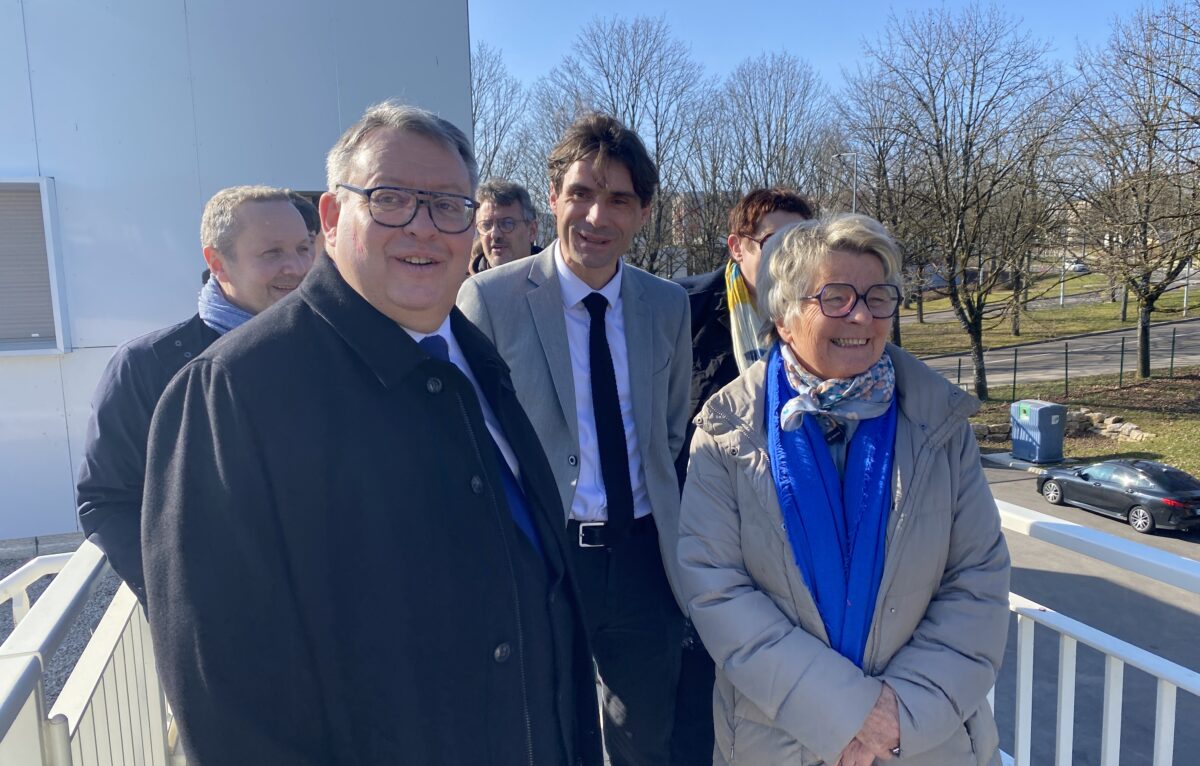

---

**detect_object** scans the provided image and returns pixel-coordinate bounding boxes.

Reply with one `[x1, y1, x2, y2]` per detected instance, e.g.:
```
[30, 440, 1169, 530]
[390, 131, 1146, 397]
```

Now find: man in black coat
[142, 101, 602, 765]
[76, 185, 314, 604]
[669, 187, 815, 765]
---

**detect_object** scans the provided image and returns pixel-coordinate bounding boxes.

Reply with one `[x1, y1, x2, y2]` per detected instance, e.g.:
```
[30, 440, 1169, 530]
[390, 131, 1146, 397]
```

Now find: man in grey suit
[458, 113, 691, 766]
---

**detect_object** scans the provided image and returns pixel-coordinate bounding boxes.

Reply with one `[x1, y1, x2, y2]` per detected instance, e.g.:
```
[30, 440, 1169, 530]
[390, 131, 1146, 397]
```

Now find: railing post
[1101, 656, 1124, 766]
[1153, 681, 1177, 766]
[1055, 637, 1077, 766]
[44, 714, 71, 766]
[957, 357, 962, 386]
[1014, 615, 1035, 766]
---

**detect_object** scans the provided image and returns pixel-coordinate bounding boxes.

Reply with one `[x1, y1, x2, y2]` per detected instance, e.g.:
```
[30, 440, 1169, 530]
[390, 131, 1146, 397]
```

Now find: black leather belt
[568, 515, 655, 548]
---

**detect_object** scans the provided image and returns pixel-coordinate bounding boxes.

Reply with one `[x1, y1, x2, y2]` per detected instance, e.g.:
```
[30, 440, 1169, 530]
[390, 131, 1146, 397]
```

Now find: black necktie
[581, 292, 634, 536]
[418, 335, 543, 555]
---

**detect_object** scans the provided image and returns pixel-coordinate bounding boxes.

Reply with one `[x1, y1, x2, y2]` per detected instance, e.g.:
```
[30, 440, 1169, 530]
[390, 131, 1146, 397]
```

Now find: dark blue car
[1037, 459, 1200, 534]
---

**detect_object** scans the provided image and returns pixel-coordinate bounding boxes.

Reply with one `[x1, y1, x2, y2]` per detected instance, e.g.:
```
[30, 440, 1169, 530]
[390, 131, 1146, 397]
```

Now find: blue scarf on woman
[198, 277, 254, 335]
[765, 343, 897, 668]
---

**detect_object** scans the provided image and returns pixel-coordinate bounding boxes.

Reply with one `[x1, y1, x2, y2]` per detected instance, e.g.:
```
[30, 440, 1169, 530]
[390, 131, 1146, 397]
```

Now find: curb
[918, 316, 1200, 361]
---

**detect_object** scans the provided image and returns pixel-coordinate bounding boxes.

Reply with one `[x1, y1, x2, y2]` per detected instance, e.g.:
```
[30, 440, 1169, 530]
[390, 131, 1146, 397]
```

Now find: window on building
[0, 179, 64, 353]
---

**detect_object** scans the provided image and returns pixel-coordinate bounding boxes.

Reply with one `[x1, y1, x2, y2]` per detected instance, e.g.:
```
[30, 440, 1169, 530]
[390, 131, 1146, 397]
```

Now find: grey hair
[475, 178, 537, 221]
[325, 100, 479, 193]
[757, 213, 903, 343]
[200, 185, 293, 259]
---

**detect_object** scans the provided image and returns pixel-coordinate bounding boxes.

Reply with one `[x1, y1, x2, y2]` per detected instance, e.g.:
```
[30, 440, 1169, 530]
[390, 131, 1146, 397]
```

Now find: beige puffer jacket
[677, 345, 1010, 766]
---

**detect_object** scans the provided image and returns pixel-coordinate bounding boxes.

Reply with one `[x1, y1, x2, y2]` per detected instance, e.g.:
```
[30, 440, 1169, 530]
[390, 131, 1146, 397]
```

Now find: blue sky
[468, 0, 1141, 89]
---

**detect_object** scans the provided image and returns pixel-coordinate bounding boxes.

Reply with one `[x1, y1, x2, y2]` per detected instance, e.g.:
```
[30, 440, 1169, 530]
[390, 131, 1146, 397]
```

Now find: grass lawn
[898, 288, 1198, 356]
[900, 270, 1109, 316]
[970, 366, 1200, 475]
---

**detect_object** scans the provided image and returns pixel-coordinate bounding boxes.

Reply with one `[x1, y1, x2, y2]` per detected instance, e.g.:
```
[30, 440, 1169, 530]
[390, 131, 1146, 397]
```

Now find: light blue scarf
[198, 277, 254, 335]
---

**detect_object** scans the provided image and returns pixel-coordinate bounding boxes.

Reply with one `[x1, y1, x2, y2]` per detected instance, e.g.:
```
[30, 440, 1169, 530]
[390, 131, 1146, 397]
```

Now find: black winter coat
[672, 269, 740, 488]
[142, 256, 601, 766]
[76, 313, 218, 603]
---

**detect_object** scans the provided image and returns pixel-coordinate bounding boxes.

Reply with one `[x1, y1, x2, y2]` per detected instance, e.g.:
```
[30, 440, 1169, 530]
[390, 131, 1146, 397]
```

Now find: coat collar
[300, 254, 507, 389]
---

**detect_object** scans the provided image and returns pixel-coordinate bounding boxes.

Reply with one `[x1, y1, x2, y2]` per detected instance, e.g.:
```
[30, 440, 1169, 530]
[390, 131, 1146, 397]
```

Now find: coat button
[493, 642, 511, 663]
[728, 446, 738, 455]
[471, 475, 484, 494]
[427, 377, 442, 394]
[183, 351, 192, 359]
[568, 454, 578, 467]
[174, 340, 182, 347]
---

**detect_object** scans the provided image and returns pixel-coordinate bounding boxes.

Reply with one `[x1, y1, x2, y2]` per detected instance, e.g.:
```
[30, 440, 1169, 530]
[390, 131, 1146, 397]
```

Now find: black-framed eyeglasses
[476, 216, 527, 234]
[337, 184, 478, 234]
[800, 283, 901, 319]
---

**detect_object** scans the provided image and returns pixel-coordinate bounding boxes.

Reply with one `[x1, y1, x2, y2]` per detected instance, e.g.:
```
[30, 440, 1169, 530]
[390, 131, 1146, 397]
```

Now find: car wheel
[1128, 506, 1155, 534]
[1042, 480, 1064, 505]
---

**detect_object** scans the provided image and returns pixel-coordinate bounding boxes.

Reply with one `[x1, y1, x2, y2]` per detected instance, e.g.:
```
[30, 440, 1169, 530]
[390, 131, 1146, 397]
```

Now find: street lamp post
[834, 152, 859, 214]
[1185, 256, 1192, 317]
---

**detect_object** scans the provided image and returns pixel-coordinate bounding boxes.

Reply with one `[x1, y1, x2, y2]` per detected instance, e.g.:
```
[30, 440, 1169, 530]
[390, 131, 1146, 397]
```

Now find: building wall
[0, 0, 471, 538]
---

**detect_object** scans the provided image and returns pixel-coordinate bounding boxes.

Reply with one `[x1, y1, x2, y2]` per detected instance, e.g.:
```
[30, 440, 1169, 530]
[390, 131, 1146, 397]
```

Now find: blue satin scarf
[765, 344, 898, 668]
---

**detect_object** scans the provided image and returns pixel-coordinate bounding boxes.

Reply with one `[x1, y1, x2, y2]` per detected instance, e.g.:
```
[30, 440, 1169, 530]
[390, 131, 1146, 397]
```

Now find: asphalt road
[924, 318, 1200, 386]
[987, 464, 1200, 766]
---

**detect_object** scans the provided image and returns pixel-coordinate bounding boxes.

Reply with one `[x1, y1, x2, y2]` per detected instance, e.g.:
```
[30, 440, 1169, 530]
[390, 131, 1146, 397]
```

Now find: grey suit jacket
[458, 243, 692, 596]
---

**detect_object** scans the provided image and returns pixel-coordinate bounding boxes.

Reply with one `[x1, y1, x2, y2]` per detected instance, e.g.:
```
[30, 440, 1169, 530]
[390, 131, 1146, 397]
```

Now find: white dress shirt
[553, 242, 650, 522]
[403, 318, 520, 479]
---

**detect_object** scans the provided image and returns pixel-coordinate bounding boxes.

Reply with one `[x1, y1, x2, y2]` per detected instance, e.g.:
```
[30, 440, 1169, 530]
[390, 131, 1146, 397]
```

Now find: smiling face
[775, 250, 891, 380]
[203, 199, 314, 314]
[320, 128, 474, 332]
[549, 156, 651, 289]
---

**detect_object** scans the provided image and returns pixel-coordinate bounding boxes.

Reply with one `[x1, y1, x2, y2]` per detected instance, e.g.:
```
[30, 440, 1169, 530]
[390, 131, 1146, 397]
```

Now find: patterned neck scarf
[198, 277, 255, 336]
[778, 343, 895, 431]
[725, 260, 768, 373]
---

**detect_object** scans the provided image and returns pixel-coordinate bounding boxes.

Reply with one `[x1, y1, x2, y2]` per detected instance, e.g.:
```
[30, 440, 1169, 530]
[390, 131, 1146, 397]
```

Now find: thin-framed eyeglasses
[337, 184, 478, 234]
[476, 216, 528, 235]
[800, 283, 901, 319]
[743, 230, 779, 249]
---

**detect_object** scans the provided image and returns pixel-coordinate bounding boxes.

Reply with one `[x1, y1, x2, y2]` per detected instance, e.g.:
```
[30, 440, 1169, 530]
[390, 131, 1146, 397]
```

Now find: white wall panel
[0, 0, 38, 175]
[60, 347, 114, 499]
[185, 0, 339, 196]
[0, 356, 76, 538]
[22, 0, 201, 348]
[330, 1, 473, 140]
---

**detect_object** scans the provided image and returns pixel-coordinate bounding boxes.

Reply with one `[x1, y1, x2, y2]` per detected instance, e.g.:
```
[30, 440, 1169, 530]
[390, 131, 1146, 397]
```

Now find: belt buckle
[577, 521, 606, 548]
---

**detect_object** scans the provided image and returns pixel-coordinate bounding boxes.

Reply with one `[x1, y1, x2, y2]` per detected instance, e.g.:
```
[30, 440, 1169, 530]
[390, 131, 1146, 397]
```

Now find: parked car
[1036, 459, 1200, 534]
[1066, 260, 1090, 274]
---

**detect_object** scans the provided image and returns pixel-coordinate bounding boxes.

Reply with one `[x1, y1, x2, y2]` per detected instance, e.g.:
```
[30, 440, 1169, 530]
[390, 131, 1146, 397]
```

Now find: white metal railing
[0, 540, 179, 765]
[0, 504, 1197, 765]
[996, 501, 1200, 766]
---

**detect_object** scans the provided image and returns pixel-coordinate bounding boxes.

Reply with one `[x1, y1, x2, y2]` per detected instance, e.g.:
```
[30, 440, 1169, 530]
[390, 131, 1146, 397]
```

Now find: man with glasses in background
[471, 178, 541, 274]
[142, 101, 601, 766]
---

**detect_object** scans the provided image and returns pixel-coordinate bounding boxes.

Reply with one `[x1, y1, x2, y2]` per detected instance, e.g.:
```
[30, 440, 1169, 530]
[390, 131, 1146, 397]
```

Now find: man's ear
[727, 233, 743, 264]
[639, 203, 652, 227]
[319, 192, 341, 250]
[529, 217, 539, 241]
[203, 245, 230, 281]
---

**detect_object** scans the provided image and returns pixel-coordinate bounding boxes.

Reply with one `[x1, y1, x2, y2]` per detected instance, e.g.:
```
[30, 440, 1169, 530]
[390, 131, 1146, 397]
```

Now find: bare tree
[470, 42, 526, 183]
[861, 2, 1066, 399]
[724, 52, 831, 196]
[1069, 3, 1200, 377]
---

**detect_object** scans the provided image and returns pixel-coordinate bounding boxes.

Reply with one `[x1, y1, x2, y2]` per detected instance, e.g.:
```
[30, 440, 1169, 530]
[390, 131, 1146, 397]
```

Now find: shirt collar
[400, 316, 453, 346]
[553, 240, 623, 310]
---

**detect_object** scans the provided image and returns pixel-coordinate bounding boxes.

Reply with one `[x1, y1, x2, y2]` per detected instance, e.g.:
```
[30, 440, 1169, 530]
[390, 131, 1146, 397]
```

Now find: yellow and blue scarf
[725, 260, 768, 372]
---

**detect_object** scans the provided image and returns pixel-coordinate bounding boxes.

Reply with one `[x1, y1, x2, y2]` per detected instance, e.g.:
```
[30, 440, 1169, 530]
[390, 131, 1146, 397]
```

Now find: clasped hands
[835, 682, 901, 766]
